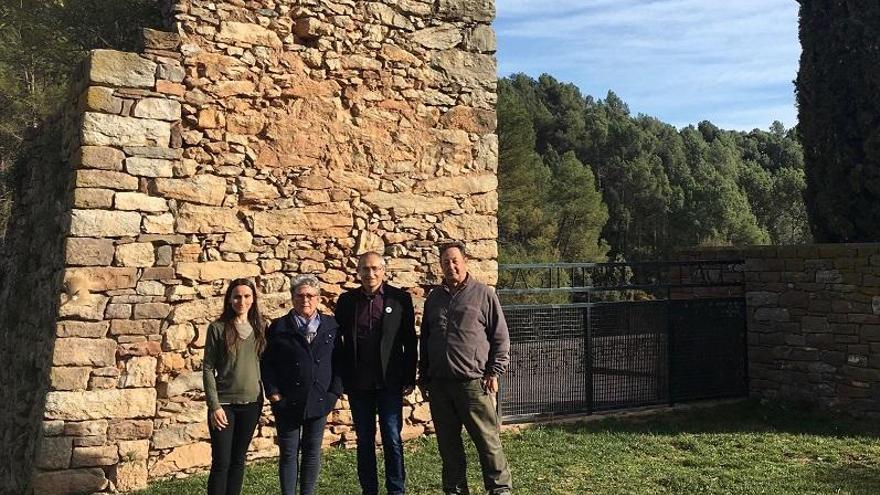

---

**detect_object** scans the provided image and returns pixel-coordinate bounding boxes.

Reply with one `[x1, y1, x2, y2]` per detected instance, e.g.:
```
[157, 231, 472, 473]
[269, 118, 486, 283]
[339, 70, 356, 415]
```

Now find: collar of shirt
[291, 311, 321, 340]
[443, 272, 470, 295]
[360, 283, 385, 299]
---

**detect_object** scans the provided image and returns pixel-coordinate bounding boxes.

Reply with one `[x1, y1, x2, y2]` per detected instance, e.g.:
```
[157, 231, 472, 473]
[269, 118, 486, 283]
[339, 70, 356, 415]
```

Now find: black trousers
[207, 402, 262, 495]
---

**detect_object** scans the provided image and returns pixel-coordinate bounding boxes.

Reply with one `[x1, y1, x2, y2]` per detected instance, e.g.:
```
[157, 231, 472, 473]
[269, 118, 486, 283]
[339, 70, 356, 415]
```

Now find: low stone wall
[683, 244, 880, 417]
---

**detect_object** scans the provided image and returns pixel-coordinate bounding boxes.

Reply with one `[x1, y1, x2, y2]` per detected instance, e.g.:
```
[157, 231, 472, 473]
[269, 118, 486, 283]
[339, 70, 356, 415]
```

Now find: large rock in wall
[5, 0, 499, 492]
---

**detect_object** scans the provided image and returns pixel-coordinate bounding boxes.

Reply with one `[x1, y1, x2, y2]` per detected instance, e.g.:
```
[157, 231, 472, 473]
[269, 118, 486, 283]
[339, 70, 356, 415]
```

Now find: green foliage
[796, 1, 880, 242]
[0, 0, 161, 240]
[498, 73, 810, 262]
[795, 0, 880, 242]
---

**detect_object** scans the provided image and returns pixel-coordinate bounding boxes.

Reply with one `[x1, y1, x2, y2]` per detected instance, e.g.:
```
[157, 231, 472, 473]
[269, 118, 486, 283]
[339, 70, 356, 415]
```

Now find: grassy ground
[136, 400, 880, 494]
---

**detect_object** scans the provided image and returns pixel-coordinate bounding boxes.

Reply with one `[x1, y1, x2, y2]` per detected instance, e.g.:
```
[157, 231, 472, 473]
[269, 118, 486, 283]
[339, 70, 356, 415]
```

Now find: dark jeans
[349, 389, 406, 495]
[428, 379, 512, 495]
[207, 402, 262, 495]
[276, 413, 328, 495]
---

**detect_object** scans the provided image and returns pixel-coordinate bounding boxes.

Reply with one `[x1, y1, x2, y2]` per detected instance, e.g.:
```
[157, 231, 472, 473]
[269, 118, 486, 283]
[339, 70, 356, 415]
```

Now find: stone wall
[682, 244, 880, 418]
[6, 0, 499, 492]
[0, 112, 78, 494]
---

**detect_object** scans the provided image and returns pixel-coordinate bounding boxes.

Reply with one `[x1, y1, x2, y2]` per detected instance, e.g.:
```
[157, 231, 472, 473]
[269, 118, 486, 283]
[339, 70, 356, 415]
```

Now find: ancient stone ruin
[0, 0, 498, 492]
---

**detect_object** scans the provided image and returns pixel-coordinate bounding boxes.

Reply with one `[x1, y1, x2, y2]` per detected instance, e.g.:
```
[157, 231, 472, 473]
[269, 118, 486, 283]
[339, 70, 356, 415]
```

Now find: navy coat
[334, 284, 417, 393]
[261, 310, 343, 424]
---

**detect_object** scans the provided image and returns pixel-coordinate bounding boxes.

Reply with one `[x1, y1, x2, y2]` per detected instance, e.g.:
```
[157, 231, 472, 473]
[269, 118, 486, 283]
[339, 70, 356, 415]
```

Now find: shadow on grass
[531, 399, 880, 440]
[810, 462, 880, 495]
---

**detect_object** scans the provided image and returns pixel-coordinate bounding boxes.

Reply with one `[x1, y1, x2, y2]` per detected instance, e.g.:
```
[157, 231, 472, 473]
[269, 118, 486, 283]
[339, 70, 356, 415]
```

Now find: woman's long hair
[219, 278, 267, 356]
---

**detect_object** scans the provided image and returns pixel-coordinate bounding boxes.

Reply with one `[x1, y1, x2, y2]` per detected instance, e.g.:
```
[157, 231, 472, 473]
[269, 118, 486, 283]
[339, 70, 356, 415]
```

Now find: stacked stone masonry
[15, 0, 500, 493]
[682, 244, 880, 418]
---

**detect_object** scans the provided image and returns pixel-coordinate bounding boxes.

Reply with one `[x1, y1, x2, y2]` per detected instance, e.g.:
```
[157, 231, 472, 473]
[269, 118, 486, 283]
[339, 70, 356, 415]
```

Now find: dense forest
[498, 74, 810, 263]
[0, 2, 811, 261]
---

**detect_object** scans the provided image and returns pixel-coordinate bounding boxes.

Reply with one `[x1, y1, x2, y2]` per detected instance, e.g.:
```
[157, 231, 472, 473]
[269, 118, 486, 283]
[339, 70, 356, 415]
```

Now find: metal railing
[497, 260, 748, 423]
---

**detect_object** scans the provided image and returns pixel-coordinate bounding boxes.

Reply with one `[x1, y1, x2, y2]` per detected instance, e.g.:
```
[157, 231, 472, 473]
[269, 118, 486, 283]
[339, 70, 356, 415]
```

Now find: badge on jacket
[385, 307, 392, 314]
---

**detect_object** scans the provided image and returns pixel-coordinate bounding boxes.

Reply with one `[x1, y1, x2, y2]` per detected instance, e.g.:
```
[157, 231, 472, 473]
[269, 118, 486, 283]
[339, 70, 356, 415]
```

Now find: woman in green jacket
[203, 278, 267, 495]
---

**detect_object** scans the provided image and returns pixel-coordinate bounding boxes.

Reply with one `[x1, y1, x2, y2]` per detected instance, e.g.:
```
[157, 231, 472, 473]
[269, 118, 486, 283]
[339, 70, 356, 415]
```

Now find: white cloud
[495, 0, 800, 130]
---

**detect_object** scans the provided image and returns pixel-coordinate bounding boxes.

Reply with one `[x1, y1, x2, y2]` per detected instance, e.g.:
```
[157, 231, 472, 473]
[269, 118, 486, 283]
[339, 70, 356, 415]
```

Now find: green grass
[137, 400, 880, 494]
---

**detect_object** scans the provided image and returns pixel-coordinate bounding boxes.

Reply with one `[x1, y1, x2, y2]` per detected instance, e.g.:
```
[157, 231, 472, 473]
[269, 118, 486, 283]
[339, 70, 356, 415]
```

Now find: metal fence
[497, 261, 748, 422]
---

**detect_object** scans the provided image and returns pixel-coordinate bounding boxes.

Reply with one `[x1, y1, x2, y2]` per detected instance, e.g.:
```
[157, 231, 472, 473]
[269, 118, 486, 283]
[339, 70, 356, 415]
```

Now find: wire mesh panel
[668, 298, 748, 401]
[589, 301, 669, 411]
[500, 305, 588, 419]
[498, 261, 748, 423]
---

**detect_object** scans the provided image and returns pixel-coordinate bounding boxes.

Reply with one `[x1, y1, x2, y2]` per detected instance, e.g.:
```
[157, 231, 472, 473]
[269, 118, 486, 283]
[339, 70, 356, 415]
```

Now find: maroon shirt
[352, 284, 385, 390]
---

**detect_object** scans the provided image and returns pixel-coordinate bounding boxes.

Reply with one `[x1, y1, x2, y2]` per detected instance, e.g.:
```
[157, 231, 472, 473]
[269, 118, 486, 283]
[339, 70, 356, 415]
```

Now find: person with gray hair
[261, 273, 342, 495]
[334, 251, 417, 495]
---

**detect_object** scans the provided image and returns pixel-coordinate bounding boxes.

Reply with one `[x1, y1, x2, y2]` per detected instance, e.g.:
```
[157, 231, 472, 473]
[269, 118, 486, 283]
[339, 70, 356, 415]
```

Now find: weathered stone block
[76, 169, 139, 190]
[115, 242, 155, 267]
[115, 192, 168, 212]
[422, 173, 497, 195]
[216, 21, 282, 48]
[52, 338, 116, 367]
[144, 212, 175, 234]
[219, 231, 253, 253]
[80, 86, 123, 114]
[133, 98, 181, 121]
[108, 420, 153, 441]
[362, 191, 458, 215]
[411, 25, 462, 50]
[153, 175, 227, 206]
[63, 420, 108, 437]
[57, 321, 110, 338]
[76, 146, 125, 171]
[45, 389, 157, 420]
[431, 50, 496, 88]
[162, 371, 203, 397]
[70, 209, 141, 237]
[437, 0, 495, 21]
[163, 323, 195, 351]
[149, 442, 211, 477]
[66, 238, 115, 266]
[65, 266, 138, 291]
[87, 49, 156, 88]
[37, 436, 74, 469]
[466, 25, 496, 52]
[81, 112, 171, 147]
[176, 203, 243, 233]
[119, 357, 157, 388]
[112, 460, 149, 492]
[177, 261, 260, 282]
[73, 187, 115, 209]
[440, 214, 497, 240]
[71, 445, 119, 467]
[133, 303, 171, 319]
[126, 156, 174, 177]
[50, 367, 91, 391]
[32, 468, 108, 495]
[169, 297, 224, 323]
[237, 176, 279, 201]
[152, 422, 208, 450]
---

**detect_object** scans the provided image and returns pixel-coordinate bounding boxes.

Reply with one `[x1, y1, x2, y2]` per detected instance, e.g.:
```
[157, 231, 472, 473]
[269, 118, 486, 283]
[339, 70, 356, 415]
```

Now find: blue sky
[495, 0, 800, 132]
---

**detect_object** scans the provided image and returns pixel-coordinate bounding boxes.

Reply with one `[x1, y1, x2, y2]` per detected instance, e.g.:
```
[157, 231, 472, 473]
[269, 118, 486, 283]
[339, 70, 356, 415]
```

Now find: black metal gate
[497, 261, 748, 422]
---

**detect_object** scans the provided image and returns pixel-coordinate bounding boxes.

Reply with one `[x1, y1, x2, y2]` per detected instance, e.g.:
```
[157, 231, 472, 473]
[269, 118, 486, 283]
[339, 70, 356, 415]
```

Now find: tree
[547, 150, 608, 261]
[0, 0, 161, 239]
[796, 1, 880, 241]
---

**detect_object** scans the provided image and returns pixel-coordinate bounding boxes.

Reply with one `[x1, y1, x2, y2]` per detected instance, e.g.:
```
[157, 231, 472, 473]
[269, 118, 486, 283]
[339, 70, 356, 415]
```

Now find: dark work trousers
[349, 389, 406, 495]
[428, 378, 512, 495]
[276, 413, 328, 495]
[207, 401, 262, 495]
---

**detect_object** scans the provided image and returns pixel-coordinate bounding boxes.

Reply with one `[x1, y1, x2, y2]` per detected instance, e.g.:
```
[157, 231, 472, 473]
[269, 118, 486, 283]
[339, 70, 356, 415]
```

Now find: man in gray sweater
[418, 241, 512, 495]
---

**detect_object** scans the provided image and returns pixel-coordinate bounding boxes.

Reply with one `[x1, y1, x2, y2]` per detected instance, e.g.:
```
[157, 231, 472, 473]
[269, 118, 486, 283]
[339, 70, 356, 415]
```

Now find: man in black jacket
[335, 251, 417, 495]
